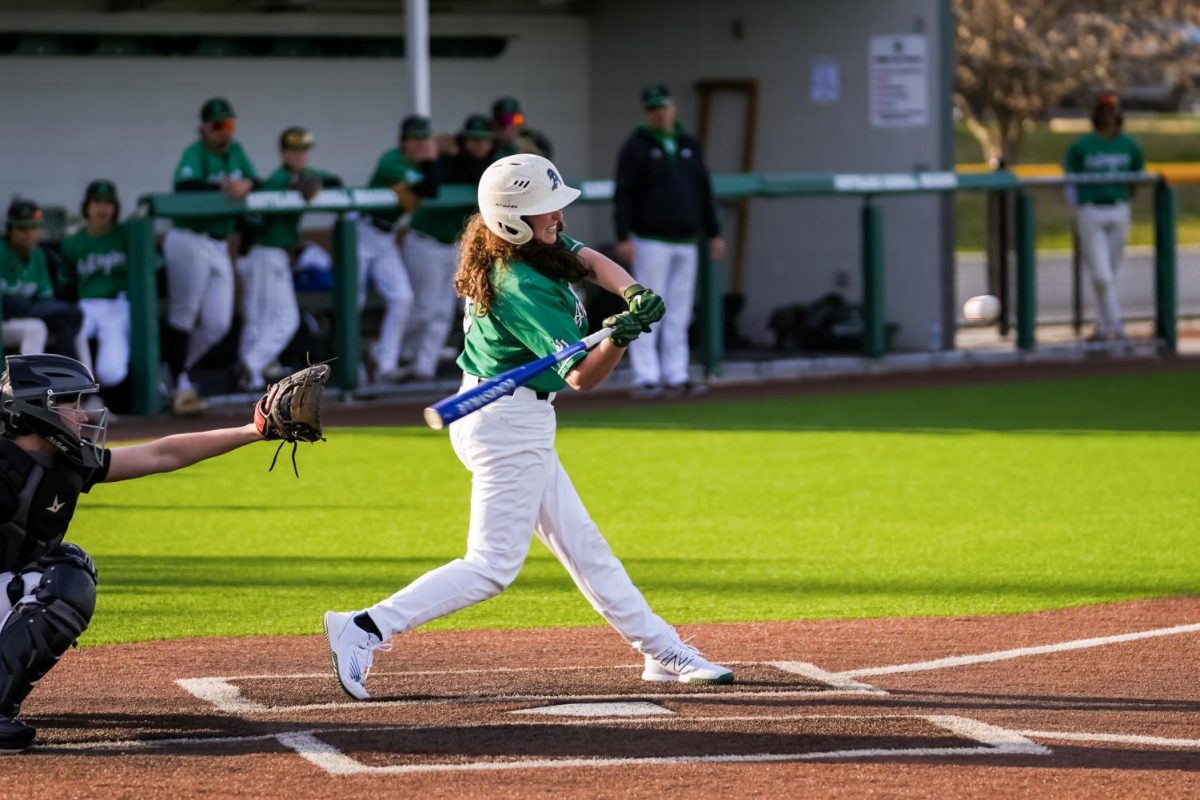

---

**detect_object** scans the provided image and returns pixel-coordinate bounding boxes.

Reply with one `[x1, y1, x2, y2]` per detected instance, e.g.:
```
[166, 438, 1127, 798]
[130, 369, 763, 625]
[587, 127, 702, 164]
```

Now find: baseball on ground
[962, 294, 1001, 323]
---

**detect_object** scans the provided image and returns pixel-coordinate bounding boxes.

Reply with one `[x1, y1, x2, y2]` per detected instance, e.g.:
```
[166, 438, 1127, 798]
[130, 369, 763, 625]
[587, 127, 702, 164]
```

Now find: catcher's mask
[0, 354, 108, 469]
[477, 154, 581, 245]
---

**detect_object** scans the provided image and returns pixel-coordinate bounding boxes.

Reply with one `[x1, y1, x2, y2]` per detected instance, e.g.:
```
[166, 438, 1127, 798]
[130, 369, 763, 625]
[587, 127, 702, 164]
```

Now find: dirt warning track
[8, 597, 1200, 799]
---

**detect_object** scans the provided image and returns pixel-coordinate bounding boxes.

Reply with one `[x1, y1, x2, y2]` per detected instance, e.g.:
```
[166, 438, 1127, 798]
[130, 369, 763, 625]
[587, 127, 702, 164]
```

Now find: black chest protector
[0, 437, 87, 572]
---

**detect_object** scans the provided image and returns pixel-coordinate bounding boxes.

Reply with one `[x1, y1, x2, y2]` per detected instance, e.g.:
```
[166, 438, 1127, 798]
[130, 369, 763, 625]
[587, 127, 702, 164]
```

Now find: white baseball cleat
[323, 611, 392, 701]
[642, 641, 734, 685]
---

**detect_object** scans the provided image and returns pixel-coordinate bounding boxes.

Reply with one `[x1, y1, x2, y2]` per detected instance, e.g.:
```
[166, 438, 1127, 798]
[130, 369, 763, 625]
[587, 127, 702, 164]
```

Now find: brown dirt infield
[6, 597, 1200, 798]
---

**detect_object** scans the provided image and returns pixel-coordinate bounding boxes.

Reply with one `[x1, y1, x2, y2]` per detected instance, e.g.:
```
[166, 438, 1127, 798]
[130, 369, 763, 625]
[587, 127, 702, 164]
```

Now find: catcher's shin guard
[0, 544, 97, 717]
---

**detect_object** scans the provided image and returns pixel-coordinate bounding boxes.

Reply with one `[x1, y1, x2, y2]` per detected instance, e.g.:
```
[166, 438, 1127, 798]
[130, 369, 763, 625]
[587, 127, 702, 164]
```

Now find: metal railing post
[331, 215, 360, 391]
[127, 214, 160, 415]
[696, 238, 723, 378]
[861, 198, 886, 358]
[1015, 190, 1037, 352]
[1154, 180, 1178, 354]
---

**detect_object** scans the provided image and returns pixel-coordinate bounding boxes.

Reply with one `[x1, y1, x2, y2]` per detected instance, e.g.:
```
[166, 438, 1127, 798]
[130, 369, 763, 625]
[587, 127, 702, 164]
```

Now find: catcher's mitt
[253, 363, 331, 476]
[294, 171, 323, 201]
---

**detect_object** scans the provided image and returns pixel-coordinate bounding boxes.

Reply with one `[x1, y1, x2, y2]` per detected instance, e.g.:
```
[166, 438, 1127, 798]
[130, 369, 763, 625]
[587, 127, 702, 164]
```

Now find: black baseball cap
[461, 113, 493, 139]
[84, 180, 118, 203]
[400, 114, 432, 140]
[200, 97, 236, 123]
[280, 126, 315, 150]
[641, 83, 673, 110]
[6, 199, 42, 229]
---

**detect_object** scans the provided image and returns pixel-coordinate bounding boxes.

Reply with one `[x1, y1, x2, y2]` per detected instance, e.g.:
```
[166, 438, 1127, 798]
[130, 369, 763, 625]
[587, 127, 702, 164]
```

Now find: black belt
[206, 232, 227, 242]
[368, 217, 394, 234]
[1081, 199, 1125, 206]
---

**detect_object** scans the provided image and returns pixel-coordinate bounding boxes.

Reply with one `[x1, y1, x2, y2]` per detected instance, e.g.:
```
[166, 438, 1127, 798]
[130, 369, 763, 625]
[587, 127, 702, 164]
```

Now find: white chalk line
[1018, 730, 1200, 749]
[183, 660, 766, 682]
[840, 622, 1200, 678]
[177, 659, 879, 715]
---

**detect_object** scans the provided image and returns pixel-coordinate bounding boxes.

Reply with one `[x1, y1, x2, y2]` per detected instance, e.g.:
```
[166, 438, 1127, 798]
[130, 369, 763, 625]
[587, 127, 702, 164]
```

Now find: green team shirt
[457, 233, 588, 393]
[410, 200, 468, 246]
[1063, 132, 1145, 205]
[60, 224, 129, 300]
[173, 139, 258, 238]
[368, 148, 426, 229]
[255, 166, 338, 250]
[0, 240, 54, 301]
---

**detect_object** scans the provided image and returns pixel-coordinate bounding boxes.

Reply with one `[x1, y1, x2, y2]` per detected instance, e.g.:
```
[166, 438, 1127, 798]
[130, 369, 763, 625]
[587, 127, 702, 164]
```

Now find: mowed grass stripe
[75, 370, 1200, 645]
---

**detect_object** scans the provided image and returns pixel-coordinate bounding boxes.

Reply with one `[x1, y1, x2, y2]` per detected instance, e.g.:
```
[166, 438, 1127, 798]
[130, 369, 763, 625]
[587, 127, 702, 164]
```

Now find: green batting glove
[623, 283, 665, 331]
[603, 311, 645, 347]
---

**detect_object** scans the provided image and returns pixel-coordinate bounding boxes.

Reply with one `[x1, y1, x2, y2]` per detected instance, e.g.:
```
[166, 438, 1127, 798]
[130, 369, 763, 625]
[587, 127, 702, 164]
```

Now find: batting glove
[624, 283, 665, 331]
[603, 310, 646, 347]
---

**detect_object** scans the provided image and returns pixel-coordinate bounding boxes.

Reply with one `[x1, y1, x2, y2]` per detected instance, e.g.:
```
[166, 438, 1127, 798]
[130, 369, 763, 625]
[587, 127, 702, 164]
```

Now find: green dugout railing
[127, 169, 1178, 415]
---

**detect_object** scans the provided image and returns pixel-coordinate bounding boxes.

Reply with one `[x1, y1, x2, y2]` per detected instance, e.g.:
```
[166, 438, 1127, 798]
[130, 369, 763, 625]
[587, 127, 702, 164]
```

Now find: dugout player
[323, 155, 733, 700]
[164, 98, 258, 415]
[0, 353, 272, 753]
[235, 127, 342, 391]
[1064, 92, 1144, 343]
[359, 115, 440, 382]
[490, 96, 553, 159]
[0, 200, 83, 362]
[402, 114, 499, 382]
[614, 84, 724, 398]
[59, 180, 132, 411]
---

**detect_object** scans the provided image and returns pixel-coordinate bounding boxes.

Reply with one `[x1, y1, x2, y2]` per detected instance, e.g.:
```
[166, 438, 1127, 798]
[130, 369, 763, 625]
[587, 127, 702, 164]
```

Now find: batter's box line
[176, 661, 885, 715]
[275, 713, 1048, 776]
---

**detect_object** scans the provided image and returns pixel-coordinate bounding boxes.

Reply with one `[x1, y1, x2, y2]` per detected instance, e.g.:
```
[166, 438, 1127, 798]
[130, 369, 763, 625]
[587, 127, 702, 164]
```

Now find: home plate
[509, 701, 675, 717]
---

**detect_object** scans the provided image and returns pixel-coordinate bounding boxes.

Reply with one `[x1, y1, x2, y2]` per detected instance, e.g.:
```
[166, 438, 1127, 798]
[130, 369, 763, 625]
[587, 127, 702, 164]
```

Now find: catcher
[0, 355, 327, 753]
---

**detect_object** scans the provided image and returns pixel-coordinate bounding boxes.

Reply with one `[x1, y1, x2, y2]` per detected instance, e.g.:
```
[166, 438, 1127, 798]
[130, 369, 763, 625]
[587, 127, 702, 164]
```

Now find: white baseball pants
[357, 220, 414, 374]
[0, 569, 41, 634]
[163, 228, 235, 370]
[3, 319, 48, 355]
[627, 236, 698, 387]
[401, 231, 459, 379]
[78, 297, 130, 386]
[366, 382, 685, 660]
[1075, 202, 1130, 339]
[236, 246, 300, 384]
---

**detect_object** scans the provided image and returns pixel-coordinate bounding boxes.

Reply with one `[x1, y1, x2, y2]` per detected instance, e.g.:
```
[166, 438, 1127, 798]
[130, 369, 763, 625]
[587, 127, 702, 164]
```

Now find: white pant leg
[660, 242, 698, 386]
[80, 298, 130, 386]
[358, 222, 414, 373]
[74, 309, 95, 379]
[163, 229, 212, 331]
[626, 236, 674, 386]
[533, 452, 680, 658]
[1076, 205, 1120, 338]
[1104, 203, 1130, 337]
[185, 238, 235, 369]
[3, 319, 48, 355]
[402, 232, 459, 378]
[0, 570, 42, 632]
[237, 247, 299, 378]
[365, 395, 555, 638]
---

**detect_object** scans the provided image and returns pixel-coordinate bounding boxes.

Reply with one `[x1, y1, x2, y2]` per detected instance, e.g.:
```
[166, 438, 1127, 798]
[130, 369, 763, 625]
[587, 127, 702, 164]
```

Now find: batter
[324, 155, 733, 699]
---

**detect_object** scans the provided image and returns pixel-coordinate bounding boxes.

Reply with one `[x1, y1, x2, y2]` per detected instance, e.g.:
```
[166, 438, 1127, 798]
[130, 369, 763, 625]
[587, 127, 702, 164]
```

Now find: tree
[954, 0, 1200, 164]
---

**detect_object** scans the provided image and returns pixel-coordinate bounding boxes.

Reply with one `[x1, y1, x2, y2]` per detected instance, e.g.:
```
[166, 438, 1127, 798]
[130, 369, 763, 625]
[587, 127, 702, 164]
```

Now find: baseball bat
[423, 327, 614, 430]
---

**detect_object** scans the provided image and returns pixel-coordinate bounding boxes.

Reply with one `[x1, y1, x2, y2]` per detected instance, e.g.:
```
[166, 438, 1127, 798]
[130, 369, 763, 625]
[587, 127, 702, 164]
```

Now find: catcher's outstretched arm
[105, 424, 264, 483]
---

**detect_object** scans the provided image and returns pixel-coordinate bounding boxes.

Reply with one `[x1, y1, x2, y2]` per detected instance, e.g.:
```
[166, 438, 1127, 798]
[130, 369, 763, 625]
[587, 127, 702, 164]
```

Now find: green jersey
[255, 166, 338, 250]
[367, 148, 427, 229]
[172, 139, 258, 238]
[1063, 132, 1145, 205]
[457, 233, 588, 393]
[0, 240, 54, 301]
[60, 224, 129, 300]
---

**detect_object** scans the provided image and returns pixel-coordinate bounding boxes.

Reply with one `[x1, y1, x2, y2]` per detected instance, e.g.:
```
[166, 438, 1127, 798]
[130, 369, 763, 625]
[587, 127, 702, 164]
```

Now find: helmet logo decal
[547, 168, 561, 191]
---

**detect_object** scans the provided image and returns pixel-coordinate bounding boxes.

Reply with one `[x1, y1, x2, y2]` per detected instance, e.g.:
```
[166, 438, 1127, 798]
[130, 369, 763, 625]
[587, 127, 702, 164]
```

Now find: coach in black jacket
[614, 84, 725, 397]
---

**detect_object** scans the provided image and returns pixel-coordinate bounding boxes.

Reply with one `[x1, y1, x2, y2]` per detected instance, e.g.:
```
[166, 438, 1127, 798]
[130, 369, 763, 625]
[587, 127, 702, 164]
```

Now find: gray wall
[587, 0, 952, 349]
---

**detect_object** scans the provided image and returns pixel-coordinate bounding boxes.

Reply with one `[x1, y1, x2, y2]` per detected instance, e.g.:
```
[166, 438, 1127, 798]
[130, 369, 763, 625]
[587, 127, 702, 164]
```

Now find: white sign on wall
[810, 56, 840, 104]
[869, 34, 928, 127]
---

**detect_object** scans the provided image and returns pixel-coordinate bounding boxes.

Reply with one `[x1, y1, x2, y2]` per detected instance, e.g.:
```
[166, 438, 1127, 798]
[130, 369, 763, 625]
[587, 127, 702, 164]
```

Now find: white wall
[587, 0, 952, 349]
[0, 12, 591, 228]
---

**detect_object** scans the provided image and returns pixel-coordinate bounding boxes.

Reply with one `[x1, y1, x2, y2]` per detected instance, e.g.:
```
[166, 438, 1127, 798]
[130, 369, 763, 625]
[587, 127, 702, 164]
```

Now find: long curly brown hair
[455, 213, 591, 317]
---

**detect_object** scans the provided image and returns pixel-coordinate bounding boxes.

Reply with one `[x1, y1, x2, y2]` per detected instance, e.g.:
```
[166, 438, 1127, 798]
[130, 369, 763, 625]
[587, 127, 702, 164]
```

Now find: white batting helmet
[477, 154, 581, 245]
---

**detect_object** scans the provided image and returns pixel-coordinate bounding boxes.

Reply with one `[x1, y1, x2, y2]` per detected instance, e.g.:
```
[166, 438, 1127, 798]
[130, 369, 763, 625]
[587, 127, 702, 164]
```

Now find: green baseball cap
[641, 83, 673, 110]
[6, 199, 42, 229]
[461, 113, 493, 139]
[400, 114, 432, 140]
[84, 180, 118, 203]
[200, 97, 236, 123]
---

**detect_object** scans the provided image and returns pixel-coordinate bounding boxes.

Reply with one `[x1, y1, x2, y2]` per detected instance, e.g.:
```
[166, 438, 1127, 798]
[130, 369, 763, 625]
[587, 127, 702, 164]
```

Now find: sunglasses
[208, 118, 236, 134]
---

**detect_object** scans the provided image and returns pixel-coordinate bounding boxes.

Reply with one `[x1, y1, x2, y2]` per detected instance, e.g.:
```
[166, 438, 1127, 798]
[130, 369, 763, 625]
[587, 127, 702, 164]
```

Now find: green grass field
[73, 370, 1200, 647]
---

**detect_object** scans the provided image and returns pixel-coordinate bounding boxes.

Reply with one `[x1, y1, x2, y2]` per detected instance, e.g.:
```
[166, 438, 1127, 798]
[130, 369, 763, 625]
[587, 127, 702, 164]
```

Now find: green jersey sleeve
[493, 267, 588, 380]
[557, 232, 586, 254]
[230, 142, 258, 181]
